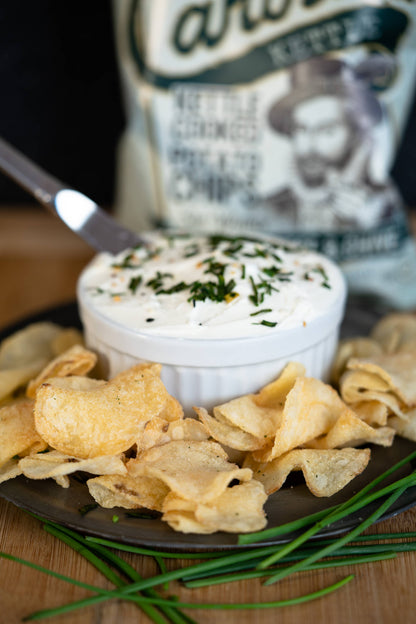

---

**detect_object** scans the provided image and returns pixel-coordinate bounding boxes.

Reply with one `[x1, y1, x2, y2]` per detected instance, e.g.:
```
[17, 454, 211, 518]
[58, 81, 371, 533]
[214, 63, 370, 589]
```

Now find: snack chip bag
[113, 0, 416, 307]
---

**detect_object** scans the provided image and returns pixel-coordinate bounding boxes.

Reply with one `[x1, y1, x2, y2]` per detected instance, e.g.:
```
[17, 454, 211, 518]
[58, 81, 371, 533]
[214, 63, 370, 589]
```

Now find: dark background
[0, 0, 415, 209]
[0, 0, 125, 207]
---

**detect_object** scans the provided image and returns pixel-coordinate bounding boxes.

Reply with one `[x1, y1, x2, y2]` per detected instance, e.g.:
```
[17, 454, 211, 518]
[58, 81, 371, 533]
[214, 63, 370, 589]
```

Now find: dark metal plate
[0, 299, 415, 552]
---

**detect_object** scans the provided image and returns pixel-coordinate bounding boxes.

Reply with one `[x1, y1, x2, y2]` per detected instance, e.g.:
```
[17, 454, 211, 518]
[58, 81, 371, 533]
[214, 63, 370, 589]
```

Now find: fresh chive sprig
[2, 451, 416, 621]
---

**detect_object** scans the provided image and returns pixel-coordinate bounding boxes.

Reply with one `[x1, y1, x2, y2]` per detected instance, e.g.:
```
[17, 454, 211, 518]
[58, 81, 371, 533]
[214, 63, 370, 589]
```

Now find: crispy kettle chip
[128, 440, 252, 503]
[0, 400, 46, 467]
[254, 362, 305, 408]
[194, 406, 267, 451]
[370, 313, 416, 354]
[87, 474, 169, 511]
[350, 401, 389, 427]
[331, 337, 382, 386]
[213, 397, 280, 440]
[19, 450, 127, 480]
[340, 370, 405, 418]
[0, 323, 62, 369]
[306, 411, 395, 449]
[137, 416, 209, 453]
[245, 448, 371, 497]
[0, 323, 63, 401]
[0, 458, 23, 484]
[157, 394, 184, 422]
[253, 377, 350, 462]
[388, 408, 416, 442]
[34, 363, 172, 458]
[346, 353, 416, 406]
[162, 480, 267, 534]
[193, 362, 305, 451]
[26, 345, 97, 399]
[51, 328, 84, 355]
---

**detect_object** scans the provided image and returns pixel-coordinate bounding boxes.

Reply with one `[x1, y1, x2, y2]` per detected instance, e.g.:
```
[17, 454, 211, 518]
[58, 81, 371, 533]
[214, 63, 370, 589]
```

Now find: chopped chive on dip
[81, 232, 343, 339]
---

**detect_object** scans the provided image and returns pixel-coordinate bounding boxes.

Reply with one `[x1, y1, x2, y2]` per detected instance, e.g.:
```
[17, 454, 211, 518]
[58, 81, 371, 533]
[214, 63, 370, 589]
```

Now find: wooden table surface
[1, 206, 416, 624]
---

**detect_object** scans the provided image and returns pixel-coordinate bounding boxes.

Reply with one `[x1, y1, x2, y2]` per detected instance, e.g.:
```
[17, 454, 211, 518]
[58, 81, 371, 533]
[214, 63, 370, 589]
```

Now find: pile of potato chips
[1, 313, 416, 534]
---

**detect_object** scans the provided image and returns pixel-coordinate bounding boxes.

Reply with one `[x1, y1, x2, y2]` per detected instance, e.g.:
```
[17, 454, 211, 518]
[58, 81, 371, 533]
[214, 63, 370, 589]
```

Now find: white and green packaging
[112, 0, 416, 308]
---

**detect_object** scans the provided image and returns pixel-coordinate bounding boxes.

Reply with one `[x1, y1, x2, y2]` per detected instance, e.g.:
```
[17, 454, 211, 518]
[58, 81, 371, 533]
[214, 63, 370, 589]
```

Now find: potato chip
[0, 401, 46, 467]
[194, 406, 267, 451]
[162, 480, 267, 534]
[0, 323, 63, 401]
[254, 362, 305, 408]
[51, 328, 84, 355]
[340, 370, 405, 418]
[253, 377, 351, 462]
[0, 323, 62, 369]
[306, 411, 395, 449]
[26, 345, 97, 399]
[54, 475, 70, 488]
[34, 363, 173, 458]
[137, 416, 209, 453]
[19, 450, 127, 480]
[370, 313, 416, 354]
[213, 397, 281, 440]
[87, 474, 169, 510]
[0, 366, 42, 403]
[210, 362, 304, 440]
[350, 401, 389, 426]
[128, 440, 252, 503]
[388, 408, 416, 442]
[157, 394, 184, 422]
[245, 448, 371, 497]
[0, 458, 22, 484]
[160, 495, 212, 534]
[331, 337, 382, 385]
[46, 376, 106, 391]
[346, 353, 416, 406]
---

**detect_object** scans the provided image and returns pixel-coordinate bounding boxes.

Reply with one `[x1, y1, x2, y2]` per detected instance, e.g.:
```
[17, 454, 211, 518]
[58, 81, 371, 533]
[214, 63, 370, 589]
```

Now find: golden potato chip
[388, 408, 416, 442]
[157, 394, 184, 422]
[128, 440, 252, 503]
[340, 370, 405, 418]
[331, 337, 382, 386]
[0, 366, 41, 403]
[34, 363, 173, 458]
[253, 377, 351, 462]
[245, 448, 371, 497]
[254, 362, 305, 408]
[0, 322, 62, 369]
[306, 411, 395, 449]
[0, 458, 22, 484]
[161, 494, 212, 534]
[162, 480, 267, 534]
[194, 406, 267, 451]
[0, 401, 46, 467]
[346, 353, 416, 406]
[370, 313, 416, 354]
[0, 323, 63, 401]
[213, 397, 281, 440]
[19, 450, 127, 480]
[46, 376, 106, 391]
[87, 473, 169, 510]
[137, 416, 209, 453]
[51, 328, 84, 355]
[350, 401, 389, 426]
[26, 345, 97, 399]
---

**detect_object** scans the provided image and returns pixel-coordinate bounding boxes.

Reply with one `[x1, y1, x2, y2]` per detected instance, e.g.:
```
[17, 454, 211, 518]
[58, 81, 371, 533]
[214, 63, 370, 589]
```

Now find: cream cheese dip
[78, 233, 346, 340]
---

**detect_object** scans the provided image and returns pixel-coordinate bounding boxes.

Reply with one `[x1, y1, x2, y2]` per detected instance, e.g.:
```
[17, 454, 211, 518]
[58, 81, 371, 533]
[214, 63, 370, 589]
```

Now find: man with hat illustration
[266, 56, 397, 231]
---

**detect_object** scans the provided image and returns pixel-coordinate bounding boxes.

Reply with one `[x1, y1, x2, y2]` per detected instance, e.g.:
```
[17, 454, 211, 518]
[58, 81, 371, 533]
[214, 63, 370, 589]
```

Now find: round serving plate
[1, 297, 415, 552]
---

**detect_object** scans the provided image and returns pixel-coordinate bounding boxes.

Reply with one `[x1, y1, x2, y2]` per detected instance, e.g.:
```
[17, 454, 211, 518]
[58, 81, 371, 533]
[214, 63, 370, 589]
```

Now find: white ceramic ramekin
[77, 265, 347, 414]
